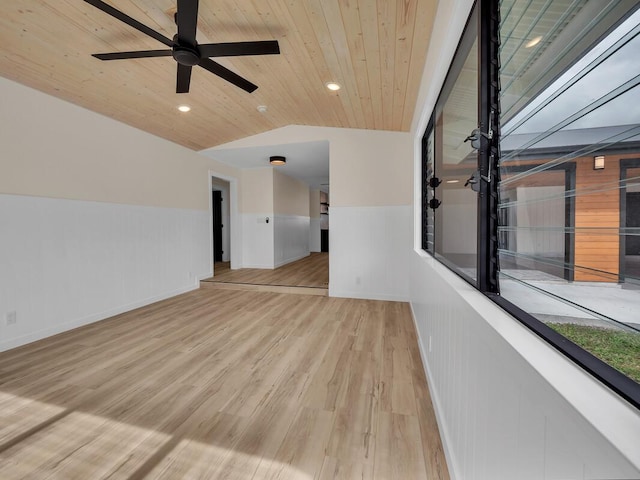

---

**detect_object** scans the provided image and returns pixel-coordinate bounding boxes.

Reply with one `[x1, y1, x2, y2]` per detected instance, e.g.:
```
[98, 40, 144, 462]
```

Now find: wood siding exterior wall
[574, 155, 620, 282]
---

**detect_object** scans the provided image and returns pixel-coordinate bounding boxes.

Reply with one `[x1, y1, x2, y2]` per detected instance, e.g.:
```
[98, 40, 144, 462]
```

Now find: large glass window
[422, 0, 640, 405]
[423, 6, 480, 285]
[498, 1, 640, 387]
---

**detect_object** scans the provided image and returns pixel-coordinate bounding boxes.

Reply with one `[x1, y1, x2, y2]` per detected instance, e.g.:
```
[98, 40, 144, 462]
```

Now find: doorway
[620, 160, 640, 285]
[210, 173, 239, 275]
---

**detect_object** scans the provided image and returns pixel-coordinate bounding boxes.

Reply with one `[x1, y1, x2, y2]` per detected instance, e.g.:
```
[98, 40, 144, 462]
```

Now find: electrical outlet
[6, 311, 17, 326]
[355, 276, 361, 285]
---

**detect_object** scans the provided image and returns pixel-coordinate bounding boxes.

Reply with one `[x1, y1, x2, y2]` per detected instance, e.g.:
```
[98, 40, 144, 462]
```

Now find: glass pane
[623, 166, 640, 285]
[499, 1, 640, 384]
[422, 127, 435, 254]
[499, 169, 568, 280]
[434, 34, 479, 282]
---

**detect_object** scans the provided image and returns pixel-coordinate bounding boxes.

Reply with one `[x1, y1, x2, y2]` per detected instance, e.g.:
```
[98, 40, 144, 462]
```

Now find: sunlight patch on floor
[0, 406, 169, 479]
[0, 391, 65, 445]
[149, 438, 314, 480]
[0, 392, 313, 479]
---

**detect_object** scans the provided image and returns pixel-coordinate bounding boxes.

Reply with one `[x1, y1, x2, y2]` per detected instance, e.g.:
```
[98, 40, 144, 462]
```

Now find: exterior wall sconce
[594, 155, 605, 170]
[270, 155, 286, 166]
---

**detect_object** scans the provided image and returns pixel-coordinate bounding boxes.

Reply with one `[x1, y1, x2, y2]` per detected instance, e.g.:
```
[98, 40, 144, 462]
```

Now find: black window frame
[421, 0, 640, 409]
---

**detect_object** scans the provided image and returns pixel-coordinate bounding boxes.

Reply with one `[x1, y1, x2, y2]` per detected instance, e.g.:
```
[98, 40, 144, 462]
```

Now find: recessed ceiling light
[257, 105, 268, 113]
[325, 82, 341, 91]
[446, 179, 460, 184]
[525, 36, 543, 48]
[270, 155, 286, 166]
[177, 105, 191, 112]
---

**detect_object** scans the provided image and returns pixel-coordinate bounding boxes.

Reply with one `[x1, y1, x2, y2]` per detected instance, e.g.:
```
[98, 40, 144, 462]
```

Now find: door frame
[619, 157, 640, 282]
[208, 171, 241, 273]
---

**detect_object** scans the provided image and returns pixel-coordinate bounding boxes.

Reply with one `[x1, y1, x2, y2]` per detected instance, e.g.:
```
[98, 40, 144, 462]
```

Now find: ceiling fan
[84, 0, 280, 93]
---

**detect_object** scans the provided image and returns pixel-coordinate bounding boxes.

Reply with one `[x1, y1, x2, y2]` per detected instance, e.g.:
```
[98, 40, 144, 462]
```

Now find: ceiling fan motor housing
[172, 41, 200, 66]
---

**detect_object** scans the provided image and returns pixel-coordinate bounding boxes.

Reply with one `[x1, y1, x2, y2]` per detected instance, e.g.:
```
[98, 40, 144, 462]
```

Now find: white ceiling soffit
[202, 140, 329, 189]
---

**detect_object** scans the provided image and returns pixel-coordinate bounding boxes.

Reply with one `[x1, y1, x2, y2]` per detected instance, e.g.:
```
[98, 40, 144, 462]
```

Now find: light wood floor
[202, 253, 329, 289]
[0, 288, 449, 480]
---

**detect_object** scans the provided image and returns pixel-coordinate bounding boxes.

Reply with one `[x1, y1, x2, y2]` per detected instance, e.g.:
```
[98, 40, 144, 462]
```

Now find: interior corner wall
[408, 1, 640, 478]
[239, 168, 274, 269]
[273, 170, 310, 267]
[0, 76, 239, 352]
[213, 125, 414, 301]
[309, 189, 321, 252]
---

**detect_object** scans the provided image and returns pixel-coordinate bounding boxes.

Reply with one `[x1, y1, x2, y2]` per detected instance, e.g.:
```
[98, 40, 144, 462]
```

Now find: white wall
[274, 215, 310, 267]
[0, 77, 238, 352]
[273, 170, 310, 266]
[0, 194, 209, 352]
[241, 214, 274, 269]
[409, 0, 640, 478]
[237, 168, 311, 269]
[330, 206, 412, 301]
[239, 168, 274, 268]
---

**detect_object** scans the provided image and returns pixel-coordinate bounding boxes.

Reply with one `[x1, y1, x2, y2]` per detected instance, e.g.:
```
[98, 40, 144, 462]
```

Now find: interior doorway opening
[209, 172, 240, 275]
[211, 178, 230, 264]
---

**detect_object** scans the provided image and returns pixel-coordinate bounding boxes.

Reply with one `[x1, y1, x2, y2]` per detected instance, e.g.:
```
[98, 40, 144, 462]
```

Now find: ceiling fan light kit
[84, 0, 280, 94]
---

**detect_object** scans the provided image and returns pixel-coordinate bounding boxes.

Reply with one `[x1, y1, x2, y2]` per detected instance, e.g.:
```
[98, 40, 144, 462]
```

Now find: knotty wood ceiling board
[0, 0, 438, 150]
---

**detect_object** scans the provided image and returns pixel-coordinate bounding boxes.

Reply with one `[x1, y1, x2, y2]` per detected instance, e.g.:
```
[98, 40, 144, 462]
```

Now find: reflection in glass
[498, 0, 640, 383]
[434, 36, 478, 281]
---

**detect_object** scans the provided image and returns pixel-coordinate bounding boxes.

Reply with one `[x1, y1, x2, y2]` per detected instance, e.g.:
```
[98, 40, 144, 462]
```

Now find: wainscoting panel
[410, 253, 640, 479]
[0, 194, 210, 352]
[329, 205, 411, 301]
[309, 217, 321, 253]
[274, 215, 310, 268]
[240, 213, 275, 269]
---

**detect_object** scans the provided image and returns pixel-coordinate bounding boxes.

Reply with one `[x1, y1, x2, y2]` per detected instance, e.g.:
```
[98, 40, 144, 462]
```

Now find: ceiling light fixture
[446, 179, 460, 184]
[270, 155, 286, 166]
[177, 105, 191, 112]
[325, 82, 341, 91]
[525, 36, 543, 48]
[257, 105, 268, 113]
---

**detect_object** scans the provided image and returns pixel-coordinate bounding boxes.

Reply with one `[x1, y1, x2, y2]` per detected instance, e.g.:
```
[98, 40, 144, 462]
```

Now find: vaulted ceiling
[0, 0, 438, 150]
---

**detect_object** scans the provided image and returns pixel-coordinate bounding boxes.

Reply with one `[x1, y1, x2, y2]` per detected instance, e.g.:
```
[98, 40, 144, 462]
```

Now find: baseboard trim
[0, 282, 201, 353]
[328, 289, 409, 302]
[409, 302, 459, 480]
[274, 252, 310, 269]
[240, 263, 275, 270]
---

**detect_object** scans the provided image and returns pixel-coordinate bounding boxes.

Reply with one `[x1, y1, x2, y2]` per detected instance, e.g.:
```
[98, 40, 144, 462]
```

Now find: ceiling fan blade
[176, 64, 193, 93]
[198, 58, 258, 93]
[176, 0, 199, 46]
[84, 0, 173, 48]
[199, 41, 280, 58]
[93, 50, 173, 60]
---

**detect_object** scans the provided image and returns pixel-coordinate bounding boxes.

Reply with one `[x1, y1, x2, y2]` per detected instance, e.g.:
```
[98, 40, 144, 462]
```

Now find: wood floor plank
[374, 412, 429, 480]
[0, 287, 449, 480]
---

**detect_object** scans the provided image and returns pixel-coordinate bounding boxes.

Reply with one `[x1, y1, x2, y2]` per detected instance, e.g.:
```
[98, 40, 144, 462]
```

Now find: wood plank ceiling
[0, 0, 438, 150]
